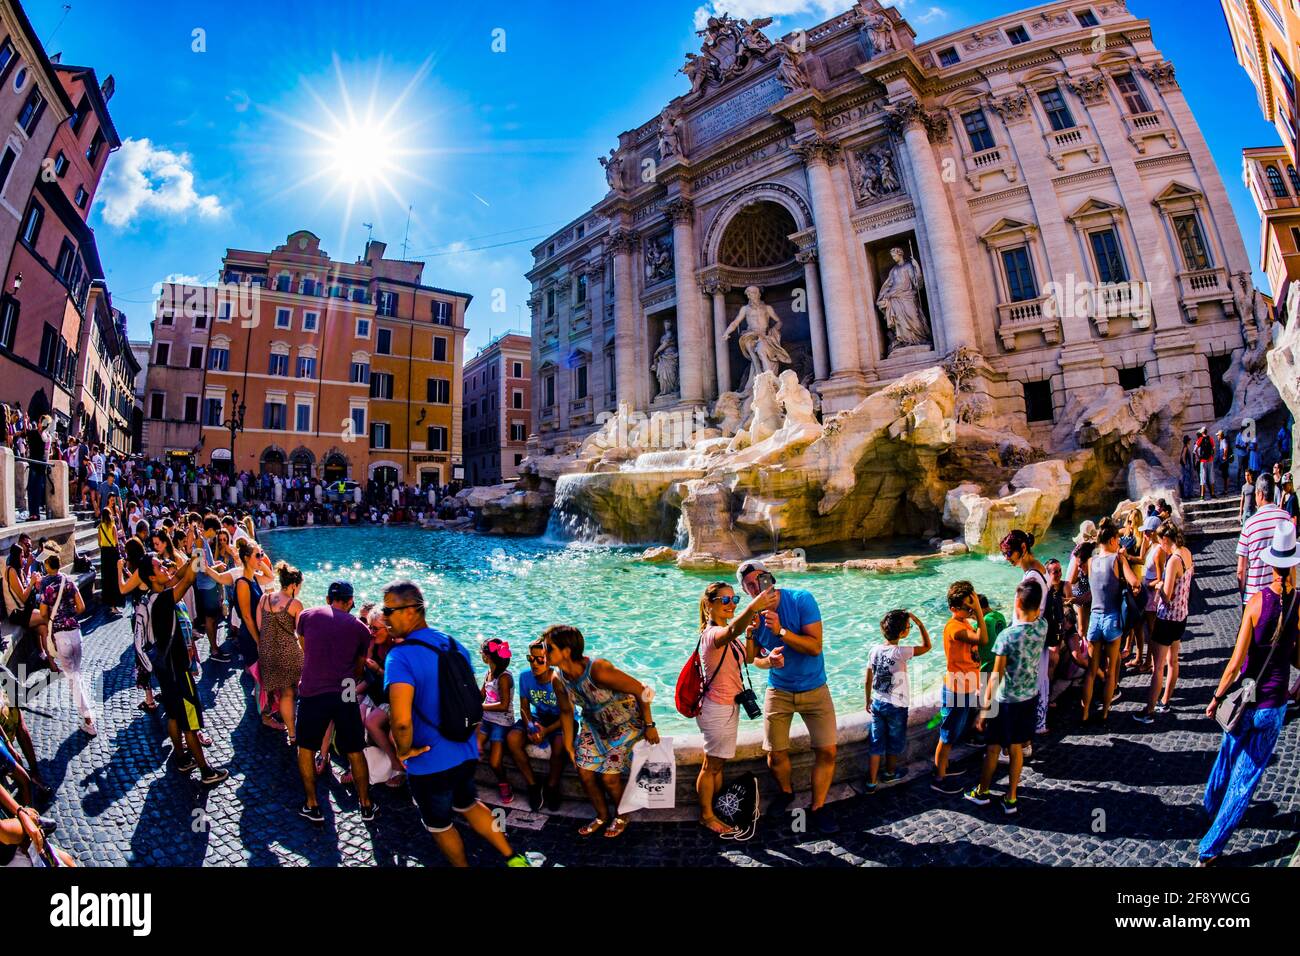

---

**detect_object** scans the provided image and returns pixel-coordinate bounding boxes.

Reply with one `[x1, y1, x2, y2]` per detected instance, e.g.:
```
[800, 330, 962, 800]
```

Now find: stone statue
[651, 321, 680, 398]
[863, 13, 896, 56]
[724, 285, 794, 383]
[658, 106, 683, 159]
[599, 149, 624, 192]
[853, 147, 902, 203]
[644, 235, 673, 283]
[777, 369, 817, 428]
[712, 391, 744, 437]
[772, 41, 810, 92]
[680, 52, 715, 96]
[877, 246, 932, 350]
[729, 370, 784, 452]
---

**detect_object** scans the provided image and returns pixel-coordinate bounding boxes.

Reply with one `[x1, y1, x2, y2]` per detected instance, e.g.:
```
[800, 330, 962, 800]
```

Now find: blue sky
[26, 0, 1277, 351]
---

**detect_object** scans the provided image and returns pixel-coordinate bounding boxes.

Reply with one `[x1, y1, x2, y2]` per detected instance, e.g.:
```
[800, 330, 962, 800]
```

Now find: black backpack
[403, 636, 483, 742]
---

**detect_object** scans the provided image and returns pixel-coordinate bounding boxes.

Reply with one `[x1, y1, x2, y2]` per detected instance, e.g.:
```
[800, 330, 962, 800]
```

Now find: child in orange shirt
[932, 580, 988, 795]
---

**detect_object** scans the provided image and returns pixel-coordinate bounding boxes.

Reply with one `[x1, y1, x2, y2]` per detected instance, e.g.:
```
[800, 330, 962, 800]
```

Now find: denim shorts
[479, 721, 510, 744]
[1086, 609, 1124, 644]
[408, 758, 479, 833]
[869, 700, 908, 757]
[939, 687, 977, 745]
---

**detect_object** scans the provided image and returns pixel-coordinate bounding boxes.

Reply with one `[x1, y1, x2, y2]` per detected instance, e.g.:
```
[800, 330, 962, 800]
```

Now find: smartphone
[756, 571, 776, 592]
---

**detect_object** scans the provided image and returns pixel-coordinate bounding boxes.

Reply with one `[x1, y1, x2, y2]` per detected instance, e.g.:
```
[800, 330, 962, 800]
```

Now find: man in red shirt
[1195, 427, 1216, 500]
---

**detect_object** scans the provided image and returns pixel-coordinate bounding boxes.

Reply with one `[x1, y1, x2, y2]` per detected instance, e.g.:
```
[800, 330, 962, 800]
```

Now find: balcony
[1042, 124, 1101, 170]
[1176, 266, 1232, 322]
[963, 144, 1020, 192]
[1122, 109, 1179, 154]
[539, 405, 557, 431]
[996, 296, 1061, 351]
[570, 395, 593, 424]
[1091, 282, 1152, 334]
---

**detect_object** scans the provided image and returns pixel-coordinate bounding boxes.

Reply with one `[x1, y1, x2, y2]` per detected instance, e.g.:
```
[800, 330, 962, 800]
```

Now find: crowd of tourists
[1, 444, 1298, 867]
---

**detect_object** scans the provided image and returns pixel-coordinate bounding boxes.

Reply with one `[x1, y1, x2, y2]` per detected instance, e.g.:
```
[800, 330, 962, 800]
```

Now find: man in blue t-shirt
[383, 580, 528, 868]
[738, 560, 838, 835]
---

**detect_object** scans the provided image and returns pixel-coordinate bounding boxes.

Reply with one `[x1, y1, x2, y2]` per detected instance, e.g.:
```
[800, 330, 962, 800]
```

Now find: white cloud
[98, 137, 224, 229]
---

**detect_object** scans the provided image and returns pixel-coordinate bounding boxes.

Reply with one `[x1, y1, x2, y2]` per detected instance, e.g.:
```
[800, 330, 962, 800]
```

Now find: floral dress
[559, 659, 645, 775]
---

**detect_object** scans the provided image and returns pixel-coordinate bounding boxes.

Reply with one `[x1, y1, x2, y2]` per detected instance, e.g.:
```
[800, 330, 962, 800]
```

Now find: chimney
[365, 239, 387, 263]
[101, 74, 115, 102]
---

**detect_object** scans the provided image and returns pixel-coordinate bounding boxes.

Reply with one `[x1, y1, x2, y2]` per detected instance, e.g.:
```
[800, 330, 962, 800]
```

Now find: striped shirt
[1236, 505, 1292, 598]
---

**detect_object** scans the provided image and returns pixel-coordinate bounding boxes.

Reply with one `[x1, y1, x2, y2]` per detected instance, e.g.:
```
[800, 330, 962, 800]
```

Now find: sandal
[578, 817, 607, 837]
[604, 816, 630, 839]
[137, 700, 158, 713]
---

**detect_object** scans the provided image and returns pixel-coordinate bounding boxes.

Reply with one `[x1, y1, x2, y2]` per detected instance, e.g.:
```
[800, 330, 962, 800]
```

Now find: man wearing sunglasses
[737, 559, 838, 835]
[294, 580, 376, 824]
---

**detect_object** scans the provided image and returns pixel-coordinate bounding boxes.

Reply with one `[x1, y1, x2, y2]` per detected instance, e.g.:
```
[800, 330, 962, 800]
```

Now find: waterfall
[672, 509, 689, 550]
[543, 474, 603, 543]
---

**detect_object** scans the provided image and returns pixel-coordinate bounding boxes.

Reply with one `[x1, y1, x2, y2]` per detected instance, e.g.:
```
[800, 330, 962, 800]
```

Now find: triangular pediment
[979, 217, 1038, 242]
[1151, 181, 1204, 204]
[1067, 197, 1125, 221]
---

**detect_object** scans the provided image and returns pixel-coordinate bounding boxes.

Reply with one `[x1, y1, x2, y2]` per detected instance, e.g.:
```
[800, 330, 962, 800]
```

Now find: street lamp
[223, 388, 247, 473]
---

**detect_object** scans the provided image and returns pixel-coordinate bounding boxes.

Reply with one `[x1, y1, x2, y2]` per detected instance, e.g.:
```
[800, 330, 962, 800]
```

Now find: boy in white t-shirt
[864, 609, 932, 792]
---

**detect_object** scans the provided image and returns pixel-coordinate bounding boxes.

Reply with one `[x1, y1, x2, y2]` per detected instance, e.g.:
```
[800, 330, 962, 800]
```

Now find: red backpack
[674, 634, 724, 718]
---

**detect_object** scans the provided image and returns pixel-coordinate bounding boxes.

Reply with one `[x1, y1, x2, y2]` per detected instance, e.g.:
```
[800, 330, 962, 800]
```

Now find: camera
[736, 687, 762, 720]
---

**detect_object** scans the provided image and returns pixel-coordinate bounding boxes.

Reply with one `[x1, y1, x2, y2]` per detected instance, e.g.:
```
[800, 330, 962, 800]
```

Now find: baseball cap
[1141, 515, 1160, 533]
[736, 559, 769, 587]
[326, 581, 354, 603]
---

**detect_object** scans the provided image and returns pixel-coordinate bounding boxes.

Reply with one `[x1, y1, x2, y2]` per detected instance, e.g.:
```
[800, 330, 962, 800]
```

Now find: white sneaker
[80, 717, 98, 737]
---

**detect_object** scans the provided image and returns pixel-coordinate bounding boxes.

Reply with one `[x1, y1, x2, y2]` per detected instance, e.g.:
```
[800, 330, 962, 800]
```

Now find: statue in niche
[772, 40, 810, 92]
[658, 106, 683, 159]
[651, 321, 680, 398]
[644, 235, 674, 283]
[724, 285, 794, 384]
[862, 13, 897, 57]
[853, 147, 902, 203]
[876, 246, 932, 351]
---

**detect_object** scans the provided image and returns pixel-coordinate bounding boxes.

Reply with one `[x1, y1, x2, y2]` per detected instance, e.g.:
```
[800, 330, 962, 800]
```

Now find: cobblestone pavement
[18, 533, 1300, 867]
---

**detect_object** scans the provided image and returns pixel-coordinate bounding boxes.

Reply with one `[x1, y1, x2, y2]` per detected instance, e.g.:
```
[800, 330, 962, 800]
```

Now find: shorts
[1150, 618, 1187, 647]
[938, 686, 977, 745]
[696, 697, 740, 759]
[986, 697, 1037, 749]
[478, 720, 510, 744]
[156, 663, 204, 732]
[574, 726, 637, 775]
[296, 692, 365, 754]
[869, 700, 908, 757]
[194, 585, 222, 625]
[1086, 609, 1124, 644]
[408, 758, 479, 833]
[763, 683, 837, 752]
[510, 718, 563, 749]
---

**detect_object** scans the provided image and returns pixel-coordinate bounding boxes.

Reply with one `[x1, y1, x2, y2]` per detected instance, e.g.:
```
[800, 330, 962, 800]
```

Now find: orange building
[198, 230, 468, 486]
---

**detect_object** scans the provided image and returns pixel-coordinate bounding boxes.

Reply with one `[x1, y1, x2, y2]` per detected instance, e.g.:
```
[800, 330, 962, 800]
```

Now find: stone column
[0, 446, 16, 528]
[795, 139, 862, 378]
[48, 460, 69, 520]
[666, 198, 705, 406]
[609, 229, 641, 410]
[797, 249, 830, 382]
[702, 278, 733, 395]
[886, 97, 979, 354]
[586, 261, 610, 410]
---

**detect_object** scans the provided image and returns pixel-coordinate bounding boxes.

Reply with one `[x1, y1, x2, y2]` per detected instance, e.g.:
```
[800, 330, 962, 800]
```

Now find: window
[263, 401, 286, 430]
[544, 374, 556, 408]
[204, 398, 222, 426]
[1117, 366, 1146, 391]
[428, 426, 448, 451]
[513, 389, 523, 410]
[20, 201, 42, 246]
[576, 274, 588, 304]
[1001, 247, 1038, 302]
[274, 274, 291, 293]
[377, 328, 392, 355]
[208, 347, 229, 371]
[1289, 166, 1300, 194]
[55, 239, 76, 283]
[510, 422, 526, 442]
[514, 454, 523, 468]
[0, 38, 14, 78]
[427, 377, 450, 404]
[268, 353, 289, 376]
[188, 346, 204, 369]
[70, 95, 90, 135]
[575, 364, 589, 400]
[0, 296, 17, 350]
[1089, 229, 1128, 283]
[377, 291, 398, 316]
[303, 311, 318, 332]
[295, 403, 312, 432]
[937, 47, 960, 67]
[1023, 379, 1054, 423]
[370, 422, 391, 449]
[350, 361, 370, 384]
[0, 147, 17, 196]
[370, 372, 394, 400]
[513, 361, 523, 378]
[296, 356, 316, 379]
[301, 277, 318, 296]
[194, 312, 207, 330]
[350, 407, 366, 438]
[1075, 9, 1099, 27]
[433, 336, 448, 362]
[1006, 25, 1030, 44]
[85, 129, 105, 165]
[962, 109, 995, 152]
[1113, 71, 1151, 115]
[18, 88, 44, 136]
[430, 300, 451, 325]
[275, 308, 291, 329]
[183, 396, 199, 423]
[1039, 88, 1076, 131]
[74, 185, 88, 210]
[149, 392, 165, 420]
[155, 342, 171, 366]
[356, 317, 371, 338]
[1267, 165, 1289, 199]
[1173, 214, 1212, 270]
[546, 290, 556, 318]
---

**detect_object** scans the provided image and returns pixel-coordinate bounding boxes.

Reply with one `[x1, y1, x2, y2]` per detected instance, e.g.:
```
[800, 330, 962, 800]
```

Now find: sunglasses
[528, 654, 547, 664]
[381, 603, 422, 617]
[712, 595, 740, 605]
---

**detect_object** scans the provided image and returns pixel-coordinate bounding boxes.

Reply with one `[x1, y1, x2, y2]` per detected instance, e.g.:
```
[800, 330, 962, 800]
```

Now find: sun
[324, 118, 399, 187]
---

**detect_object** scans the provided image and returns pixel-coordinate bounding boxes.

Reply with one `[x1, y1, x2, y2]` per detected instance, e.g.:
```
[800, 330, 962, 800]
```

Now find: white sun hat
[1265, 522, 1300, 569]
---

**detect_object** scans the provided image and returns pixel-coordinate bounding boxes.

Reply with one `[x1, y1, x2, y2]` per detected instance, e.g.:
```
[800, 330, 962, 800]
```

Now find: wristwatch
[778, 627, 787, 639]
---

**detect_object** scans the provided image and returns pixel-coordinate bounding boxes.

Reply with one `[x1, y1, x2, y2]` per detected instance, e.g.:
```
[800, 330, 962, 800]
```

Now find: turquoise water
[265, 526, 1075, 734]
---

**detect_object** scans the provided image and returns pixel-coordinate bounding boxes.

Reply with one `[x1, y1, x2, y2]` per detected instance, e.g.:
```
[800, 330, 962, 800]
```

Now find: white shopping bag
[617, 737, 676, 813]
[363, 745, 395, 785]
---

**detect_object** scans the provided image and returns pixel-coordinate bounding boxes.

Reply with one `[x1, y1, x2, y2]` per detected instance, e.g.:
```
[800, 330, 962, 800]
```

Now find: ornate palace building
[527, 0, 1258, 454]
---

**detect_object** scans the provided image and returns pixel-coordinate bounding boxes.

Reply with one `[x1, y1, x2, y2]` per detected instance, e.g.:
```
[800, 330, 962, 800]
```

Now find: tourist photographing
[545, 623, 657, 840]
[1200, 523, 1300, 864]
[737, 560, 838, 835]
[692, 581, 778, 836]
[866, 608, 931, 793]
[382, 580, 529, 867]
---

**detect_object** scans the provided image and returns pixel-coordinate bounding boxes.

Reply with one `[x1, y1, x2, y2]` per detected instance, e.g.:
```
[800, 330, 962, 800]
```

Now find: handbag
[1216, 590, 1295, 734]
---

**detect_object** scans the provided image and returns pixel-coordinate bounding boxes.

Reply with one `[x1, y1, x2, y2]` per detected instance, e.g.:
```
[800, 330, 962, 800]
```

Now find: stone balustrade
[996, 295, 1062, 350]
